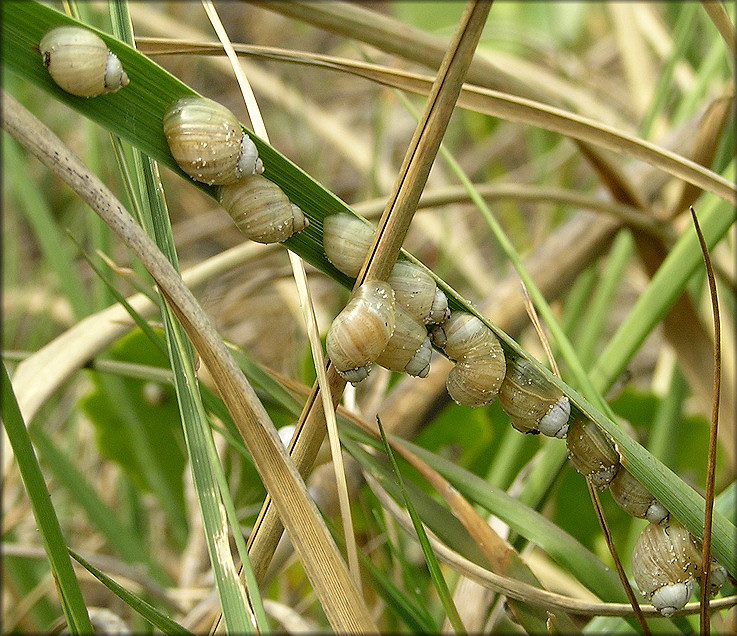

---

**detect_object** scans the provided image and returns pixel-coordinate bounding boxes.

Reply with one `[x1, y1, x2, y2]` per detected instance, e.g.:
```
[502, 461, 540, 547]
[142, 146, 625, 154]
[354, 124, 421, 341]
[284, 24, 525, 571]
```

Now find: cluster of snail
[39, 26, 306, 246]
[321, 212, 729, 616]
[163, 96, 308, 244]
[40, 25, 129, 98]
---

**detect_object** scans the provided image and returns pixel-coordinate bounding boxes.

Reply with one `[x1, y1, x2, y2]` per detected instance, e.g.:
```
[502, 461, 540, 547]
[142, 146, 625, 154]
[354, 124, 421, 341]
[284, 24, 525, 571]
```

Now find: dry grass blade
[690, 205, 721, 633]
[245, 0, 492, 586]
[700, 0, 736, 55]
[2, 92, 376, 634]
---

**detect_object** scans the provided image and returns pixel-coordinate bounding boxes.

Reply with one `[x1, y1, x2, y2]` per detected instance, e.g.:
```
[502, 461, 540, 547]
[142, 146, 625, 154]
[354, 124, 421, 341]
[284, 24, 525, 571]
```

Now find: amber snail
[566, 414, 620, 489]
[323, 213, 449, 325]
[608, 467, 668, 524]
[435, 311, 506, 407]
[498, 356, 570, 438]
[39, 25, 129, 98]
[218, 174, 307, 244]
[375, 305, 432, 378]
[163, 96, 263, 185]
[325, 280, 395, 383]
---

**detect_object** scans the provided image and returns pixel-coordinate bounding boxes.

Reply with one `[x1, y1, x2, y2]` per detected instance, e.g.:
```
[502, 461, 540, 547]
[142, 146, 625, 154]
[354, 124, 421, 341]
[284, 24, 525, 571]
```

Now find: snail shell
[39, 26, 129, 98]
[219, 174, 307, 244]
[375, 305, 432, 377]
[632, 521, 701, 616]
[163, 96, 263, 185]
[498, 356, 570, 438]
[441, 311, 506, 407]
[609, 467, 668, 524]
[323, 213, 374, 277]
[326, 281, 395, 383]
[566, 415, 620, 489]
[387, 260, 449, 325]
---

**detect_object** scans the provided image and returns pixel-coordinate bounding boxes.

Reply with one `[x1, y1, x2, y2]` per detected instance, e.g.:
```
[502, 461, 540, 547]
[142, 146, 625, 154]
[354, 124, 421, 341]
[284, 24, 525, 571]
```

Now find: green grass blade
[2, 362, 94, 634]
[376, 417, 466, 634]
[69, 549, 194, 635]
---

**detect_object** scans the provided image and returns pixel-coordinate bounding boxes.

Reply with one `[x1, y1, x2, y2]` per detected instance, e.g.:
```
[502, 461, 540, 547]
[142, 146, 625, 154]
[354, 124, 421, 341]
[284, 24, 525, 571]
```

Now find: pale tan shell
[322, 213, 374, 277]
[326, 281, 395, 382]
[440, 311, 506, 407]
[219, 174, 307, 244]
[609, 467, 668, 524]
[498, 356, 570, 438]
[566, 415, 620, 488]
[163, 96, 262, 185]
[40, 26, 129, 98]
[387, 260, 449, 325]
[632, 521, 701, 616]
[375, 306, 432, 377]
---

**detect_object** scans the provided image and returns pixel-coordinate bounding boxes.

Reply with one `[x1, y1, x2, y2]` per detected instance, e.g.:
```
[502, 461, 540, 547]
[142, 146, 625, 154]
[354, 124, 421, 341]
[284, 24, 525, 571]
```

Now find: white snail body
[326, 281, 395, 383]
[498, 356, 570, 438]
[632, 521, 701, 616]
[322, 213, 374, 277]
[387, 260, 449, 325]
[566, 415, 620, 489]
[609, 467, 668, 524]
[375, 306, 432, 377]
[163, 96, 263, 185]
[40, 26, 129, 98]
[441, 312, 506, 407]
[219, 174, 307, 244]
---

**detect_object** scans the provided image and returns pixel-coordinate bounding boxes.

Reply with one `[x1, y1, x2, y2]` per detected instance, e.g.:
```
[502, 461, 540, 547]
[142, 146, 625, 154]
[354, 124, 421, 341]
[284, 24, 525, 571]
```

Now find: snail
[323, 213, 449, 324]
[39, 25, 129, 98]
[498, 356, 570, 438]
[219, 174, 307, 244]
[632, 521, 702, 616]
[608, 467, 668, 524]
[325, 280, 395, 383]
[440, 311, 506, 407]
[163, 96, 263, 185]
[322, 213, 374, 278]
[375, 305, 432, 377]
[566, 414, 620, 489]
[387, 260, 450, 325]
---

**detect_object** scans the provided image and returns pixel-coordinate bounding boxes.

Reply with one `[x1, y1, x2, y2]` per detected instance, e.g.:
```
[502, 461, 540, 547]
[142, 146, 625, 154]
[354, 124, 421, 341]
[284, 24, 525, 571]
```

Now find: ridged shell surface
[219, 174, 307, 244]
[322, 213, 374, 277]
[632, 521, 701, 616]
[566, 415, 620, 488]
[40, 26, 129, 97]
[499, 357, 570, 438]
[163, 97, 260, 185]
[326, 281, 395, 380]
[609, 468, 668, 523]
[387, 260, 448, 325]
[441, 312, 494, 360]
[375, 306, 431, 377]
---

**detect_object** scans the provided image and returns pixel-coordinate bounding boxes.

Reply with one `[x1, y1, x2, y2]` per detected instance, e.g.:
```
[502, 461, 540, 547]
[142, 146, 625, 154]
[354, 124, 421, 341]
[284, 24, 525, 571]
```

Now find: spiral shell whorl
[163, 96, 262, 185]
[375, 306, 432, 377]
[219, 174, 307, 244]
[566, 415, 620, 489]
[326, 281, 395, 383]
[40, 26, 129, 98]
[322, 213, 374, 277]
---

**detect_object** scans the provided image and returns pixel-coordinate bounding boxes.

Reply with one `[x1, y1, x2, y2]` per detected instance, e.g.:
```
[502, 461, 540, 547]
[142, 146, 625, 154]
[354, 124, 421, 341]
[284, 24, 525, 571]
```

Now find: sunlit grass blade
[1, 362, 94, 634]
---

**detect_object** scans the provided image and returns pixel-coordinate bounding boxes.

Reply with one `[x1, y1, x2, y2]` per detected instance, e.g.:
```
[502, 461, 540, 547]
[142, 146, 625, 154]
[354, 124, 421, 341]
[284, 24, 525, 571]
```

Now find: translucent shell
[375, 306, 432, 377]
[326, 281, 395, 383]
[219, 174, 308, 244]
[387, 260, 449, 325]
[566, 415, 620, 488]
[632, 521, 701, 616]
[322, 213, 374, 277]
[440, 311, 506, 407]
[40, 26, 129, 98]
[163, 96, 263, 185]
[609, 467, 668, 524]
[498, 357, 570, 438]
